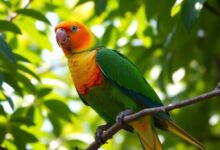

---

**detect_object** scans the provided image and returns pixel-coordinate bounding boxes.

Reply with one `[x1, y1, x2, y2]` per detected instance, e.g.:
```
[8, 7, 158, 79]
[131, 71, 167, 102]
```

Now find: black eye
[71, 25, 78, 32]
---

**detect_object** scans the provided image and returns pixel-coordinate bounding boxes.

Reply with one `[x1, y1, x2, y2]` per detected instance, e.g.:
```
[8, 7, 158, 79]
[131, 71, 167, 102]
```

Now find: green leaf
[0, 37, 17, 75]
[18, 64, 40, 81]
[2, 72, 23, 97]
[182, 0, 206, 31]
[118, 0, 140, 16]
[10, 106, 35, 126]
[48, 113, 61, 136]
[94, 0, 107, 16]
[0, 104, 6, 116]
[145, 0, 164, 20]
[66, 139, 87, 149]
[37, 87, 52, 98]
[14, 53, 30, 63]
[102, 24, 112, 45]
[0, 20, 21, 34]
[0, 124, 6, 144]
[17, 73, 36, 94]
[0, 73, 2, 86]
[11, 127, 38, 149]
[16, 9, 51, 25]
[4, 94, 14, 110]
[44, 99, 72, 122]
[75, 0, 92, 7]
[1, 0, 12, 8]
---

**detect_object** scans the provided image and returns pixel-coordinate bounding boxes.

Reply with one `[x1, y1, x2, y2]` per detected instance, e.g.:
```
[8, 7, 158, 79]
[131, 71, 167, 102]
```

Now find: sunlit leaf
[0, 0, 12, 8]
[0, 20, 21, 34]
[17, 18, 52, 50]
[16, 9, 51, 25]
[171, 1, 183, 17]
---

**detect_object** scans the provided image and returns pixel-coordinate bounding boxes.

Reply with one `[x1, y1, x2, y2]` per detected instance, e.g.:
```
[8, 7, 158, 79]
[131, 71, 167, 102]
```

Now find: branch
[204, 2, 220, 18]
[87, 83, 220, 150]
[6, 0, 33, 21]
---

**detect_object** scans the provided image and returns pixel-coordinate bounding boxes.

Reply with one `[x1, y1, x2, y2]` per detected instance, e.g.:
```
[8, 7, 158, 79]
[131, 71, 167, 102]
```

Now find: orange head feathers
[55, 21, 97, 57]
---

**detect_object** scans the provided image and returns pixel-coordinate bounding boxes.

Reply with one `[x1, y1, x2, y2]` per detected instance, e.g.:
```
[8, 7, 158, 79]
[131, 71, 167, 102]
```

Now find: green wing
[96, 48, 163, 109]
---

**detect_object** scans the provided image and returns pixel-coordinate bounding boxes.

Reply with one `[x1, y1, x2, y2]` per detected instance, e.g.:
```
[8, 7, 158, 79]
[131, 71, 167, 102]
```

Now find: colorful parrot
[55, 21, 206, 150]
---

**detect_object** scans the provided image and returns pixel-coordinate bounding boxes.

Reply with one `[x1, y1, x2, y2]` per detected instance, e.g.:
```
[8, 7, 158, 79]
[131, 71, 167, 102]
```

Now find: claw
[116, 109, 133, 125]
[95, 124, 111, 144]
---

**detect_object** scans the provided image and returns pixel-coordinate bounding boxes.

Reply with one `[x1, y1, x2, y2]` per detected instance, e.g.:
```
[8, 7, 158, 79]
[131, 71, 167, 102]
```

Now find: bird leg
[116, 109, 133, 125]
[95, 124, 111, 143]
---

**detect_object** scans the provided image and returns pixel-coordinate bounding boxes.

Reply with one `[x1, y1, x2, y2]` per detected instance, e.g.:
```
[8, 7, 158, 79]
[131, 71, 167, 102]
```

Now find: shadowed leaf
[0, 37, 17, 75]
[182, 0, 206, 31]
[44, 99, 72, 122]
[16, 9, 51, 25]
[0, 20, 21, 34]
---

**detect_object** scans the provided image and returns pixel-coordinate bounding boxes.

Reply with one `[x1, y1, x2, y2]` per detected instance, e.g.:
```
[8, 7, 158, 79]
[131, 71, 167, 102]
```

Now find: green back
[96, 48, 163, 108]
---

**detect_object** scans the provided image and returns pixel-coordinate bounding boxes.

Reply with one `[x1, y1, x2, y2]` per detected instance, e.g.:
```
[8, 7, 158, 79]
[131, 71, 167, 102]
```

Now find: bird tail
[131, 116, 163, 150]
[164, 119, 206, 150]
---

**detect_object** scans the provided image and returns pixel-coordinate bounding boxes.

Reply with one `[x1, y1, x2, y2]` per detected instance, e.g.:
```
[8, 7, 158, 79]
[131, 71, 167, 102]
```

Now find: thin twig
[204, 2, 220, 18]
[87, 85, 220, 150]
[6, 0, 33, 21]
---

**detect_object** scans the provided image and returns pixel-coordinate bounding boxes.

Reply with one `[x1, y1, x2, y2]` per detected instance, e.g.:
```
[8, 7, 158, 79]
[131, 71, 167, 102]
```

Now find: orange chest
[68, 51, 103, 95]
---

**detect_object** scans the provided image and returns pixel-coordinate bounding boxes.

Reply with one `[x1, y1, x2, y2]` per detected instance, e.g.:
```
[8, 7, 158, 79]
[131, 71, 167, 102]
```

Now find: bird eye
[71, 25, 78, 32]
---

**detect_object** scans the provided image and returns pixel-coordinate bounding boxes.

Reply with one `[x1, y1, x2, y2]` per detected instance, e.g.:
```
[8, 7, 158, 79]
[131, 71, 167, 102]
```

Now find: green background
[0, 0, 220, 149]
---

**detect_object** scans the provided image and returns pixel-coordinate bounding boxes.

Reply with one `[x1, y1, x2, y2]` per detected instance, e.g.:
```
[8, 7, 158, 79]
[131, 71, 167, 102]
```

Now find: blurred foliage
[0, 0, 220, 149]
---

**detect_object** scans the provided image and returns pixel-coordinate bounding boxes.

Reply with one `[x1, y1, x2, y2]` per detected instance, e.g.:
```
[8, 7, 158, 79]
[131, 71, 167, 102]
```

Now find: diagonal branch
[6, 0, 33, 21]
[204, 2, 220, 18]
[87, 83, 220, 150]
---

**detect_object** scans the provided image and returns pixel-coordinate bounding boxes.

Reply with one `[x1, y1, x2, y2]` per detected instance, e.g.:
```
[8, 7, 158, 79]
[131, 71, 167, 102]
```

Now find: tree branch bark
[87, 84, 220, 150]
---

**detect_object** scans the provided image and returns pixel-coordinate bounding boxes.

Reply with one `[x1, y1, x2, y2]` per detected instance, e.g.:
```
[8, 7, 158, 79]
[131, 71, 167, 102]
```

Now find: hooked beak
[55, 28, 70, 47]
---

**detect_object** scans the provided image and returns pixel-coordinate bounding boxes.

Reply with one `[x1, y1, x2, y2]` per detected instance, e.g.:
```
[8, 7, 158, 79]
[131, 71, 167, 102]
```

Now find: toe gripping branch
[116, 109, 133, 124]
[95, 124, 112, 144]
[94, 109, 133, 145]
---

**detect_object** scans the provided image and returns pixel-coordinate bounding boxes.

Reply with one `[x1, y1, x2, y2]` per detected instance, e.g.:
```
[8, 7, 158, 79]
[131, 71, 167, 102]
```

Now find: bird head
[55, 21, 96, 57]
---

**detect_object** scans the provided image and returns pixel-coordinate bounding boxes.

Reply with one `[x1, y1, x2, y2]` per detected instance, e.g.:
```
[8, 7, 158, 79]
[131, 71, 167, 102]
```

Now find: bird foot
[95, 124, 111, 144]
[116, 109, 133, 125]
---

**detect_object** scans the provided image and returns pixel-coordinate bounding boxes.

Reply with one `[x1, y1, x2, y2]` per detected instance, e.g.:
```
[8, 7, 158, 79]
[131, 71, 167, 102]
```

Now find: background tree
[0, 0, 220, 149]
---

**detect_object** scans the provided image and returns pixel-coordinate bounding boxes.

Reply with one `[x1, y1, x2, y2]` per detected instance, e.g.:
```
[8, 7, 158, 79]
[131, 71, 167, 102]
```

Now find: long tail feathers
[131, 116, 162, 150]
[165, 119, 206, 150]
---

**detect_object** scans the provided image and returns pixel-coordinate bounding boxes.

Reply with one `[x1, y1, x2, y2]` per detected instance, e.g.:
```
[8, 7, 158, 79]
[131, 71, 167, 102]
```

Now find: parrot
[55, 21, 206, 150]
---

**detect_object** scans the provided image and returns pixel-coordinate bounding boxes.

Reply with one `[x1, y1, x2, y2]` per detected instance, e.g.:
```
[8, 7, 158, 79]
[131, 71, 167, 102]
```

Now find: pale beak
[55, 28, 69, 47]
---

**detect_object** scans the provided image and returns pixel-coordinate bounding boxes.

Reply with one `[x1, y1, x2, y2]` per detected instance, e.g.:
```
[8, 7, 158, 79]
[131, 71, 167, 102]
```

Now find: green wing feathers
[96, 48, 162, 105]
[96, 48, 205, 149]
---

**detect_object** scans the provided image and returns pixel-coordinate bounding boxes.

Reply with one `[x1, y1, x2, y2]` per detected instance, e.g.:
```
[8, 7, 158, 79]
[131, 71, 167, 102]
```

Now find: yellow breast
[68, 50, 103, 95]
